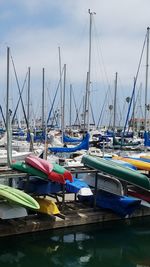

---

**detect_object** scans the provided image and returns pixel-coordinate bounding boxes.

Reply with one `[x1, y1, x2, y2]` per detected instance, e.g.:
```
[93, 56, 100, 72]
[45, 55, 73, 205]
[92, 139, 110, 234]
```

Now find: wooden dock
[0, 199, 150, 238]
[0, 167, 149, 237]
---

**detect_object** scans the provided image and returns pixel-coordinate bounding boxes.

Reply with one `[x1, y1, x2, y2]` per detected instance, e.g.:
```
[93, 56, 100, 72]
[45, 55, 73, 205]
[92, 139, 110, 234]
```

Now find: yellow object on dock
[35, 197, 60, 215]
[113, 156, 150, 171]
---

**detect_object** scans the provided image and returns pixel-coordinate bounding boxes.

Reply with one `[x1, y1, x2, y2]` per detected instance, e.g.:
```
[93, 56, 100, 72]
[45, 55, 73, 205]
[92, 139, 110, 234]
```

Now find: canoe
[11, 161, 48, 180]
[0, 184, 40, 210]
[0, 202, 27, 219]
[81, 155, 150, 191]
[34, 197, 60, 215]
[113, 156, 150, 171]
[25, 155, 53, 175]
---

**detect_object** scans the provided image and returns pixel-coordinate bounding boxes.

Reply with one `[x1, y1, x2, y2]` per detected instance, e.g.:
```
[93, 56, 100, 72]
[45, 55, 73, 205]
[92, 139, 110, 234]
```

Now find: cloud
[0, 0, 150, 125]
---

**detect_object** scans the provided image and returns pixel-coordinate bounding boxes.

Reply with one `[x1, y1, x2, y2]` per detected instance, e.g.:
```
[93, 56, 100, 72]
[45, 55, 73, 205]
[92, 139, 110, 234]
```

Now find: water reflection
[0, 218, 150, 267]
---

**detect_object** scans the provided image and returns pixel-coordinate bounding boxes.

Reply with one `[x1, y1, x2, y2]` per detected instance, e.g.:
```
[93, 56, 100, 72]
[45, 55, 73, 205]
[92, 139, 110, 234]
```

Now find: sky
[0, 0, 150, 128]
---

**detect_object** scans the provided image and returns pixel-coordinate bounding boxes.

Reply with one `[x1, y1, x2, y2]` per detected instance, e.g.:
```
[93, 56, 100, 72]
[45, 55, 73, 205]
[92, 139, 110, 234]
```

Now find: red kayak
[25, 155, 53, 175]
[25, 155, 71, 184]
[48, 171, 65, 184]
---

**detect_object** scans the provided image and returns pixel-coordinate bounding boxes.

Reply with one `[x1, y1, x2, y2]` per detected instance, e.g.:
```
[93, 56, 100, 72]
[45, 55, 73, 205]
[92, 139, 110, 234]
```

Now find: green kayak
[0, 184, 40, 210]
[81, 155, 150, 191]
[53, 163, 66, 174]
[11, 161, 48, 180]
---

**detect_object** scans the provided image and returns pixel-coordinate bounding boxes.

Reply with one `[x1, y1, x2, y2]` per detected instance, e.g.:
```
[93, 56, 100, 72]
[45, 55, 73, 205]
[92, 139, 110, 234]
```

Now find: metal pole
[42, 67, 45, 131]
[144, 27, 149, 136]
[58, 47, 63, 131]
[113, 72, 118, 133]
[69, 84, 72, 128]
[62, 64, 66, 139]
[6, 47, 10, 130]
[87, 9, 96, 132]
[6, 47, 12, 167]
[27, 67, 30, 127]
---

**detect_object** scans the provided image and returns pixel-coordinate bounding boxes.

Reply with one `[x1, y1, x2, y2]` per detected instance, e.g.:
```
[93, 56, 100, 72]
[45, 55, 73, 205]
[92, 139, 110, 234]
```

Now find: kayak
[53, 163, 73, 182]
[81, 155, 150, 191]
[25, 155, 53, 175]
[0, 184, 40, 210]
[34, 197, 60, 215]
[113, 156, 150, 171]
[11, 161, 48, 180]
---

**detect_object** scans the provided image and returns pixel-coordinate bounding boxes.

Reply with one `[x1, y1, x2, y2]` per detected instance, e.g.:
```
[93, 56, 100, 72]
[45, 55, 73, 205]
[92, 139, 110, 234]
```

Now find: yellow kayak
[113, 156, 150, 171]
[34, 197, 60, 215]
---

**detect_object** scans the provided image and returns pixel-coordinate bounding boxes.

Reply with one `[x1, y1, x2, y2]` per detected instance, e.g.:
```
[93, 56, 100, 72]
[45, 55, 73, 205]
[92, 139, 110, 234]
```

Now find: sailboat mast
[6, 47, 12, 167]
[6, 47, 10, 130]
[144, 27, 150, 134]
[58, 46, 63, 131]
[113, 72, 118, 133]
[62, 64, 66, 140]
[87, 9, 96, 132]
[69, 84, 72, 128]
[27, 66, 30, 128]
[42, 67, 45, 131]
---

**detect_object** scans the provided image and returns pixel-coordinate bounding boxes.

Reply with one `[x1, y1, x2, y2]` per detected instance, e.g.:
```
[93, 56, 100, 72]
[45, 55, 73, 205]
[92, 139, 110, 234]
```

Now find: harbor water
[0, 216, 150, 267]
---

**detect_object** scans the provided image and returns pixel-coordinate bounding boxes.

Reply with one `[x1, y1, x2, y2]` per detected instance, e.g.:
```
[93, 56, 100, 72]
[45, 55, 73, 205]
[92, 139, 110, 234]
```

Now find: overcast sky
[0, 0, 150, 126]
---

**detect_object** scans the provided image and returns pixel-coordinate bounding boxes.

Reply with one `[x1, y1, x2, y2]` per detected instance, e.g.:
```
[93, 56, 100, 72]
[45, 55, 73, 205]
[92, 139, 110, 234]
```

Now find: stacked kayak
[0, 184, 39, 210]
[113, 156, 150, 172]
[81, 155, 150, 191]
[105, 158, 137, 170]
[11, 155, 73, 184]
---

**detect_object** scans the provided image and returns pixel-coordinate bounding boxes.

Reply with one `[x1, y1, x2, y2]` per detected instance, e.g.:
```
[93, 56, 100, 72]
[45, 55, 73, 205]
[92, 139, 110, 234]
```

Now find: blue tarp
[48, 133, 90, 153]
[65, 178, 89, 194]
[18, 178, 62, 195]
[78, 191, 141, 218]
[63, 134, 83, 143]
